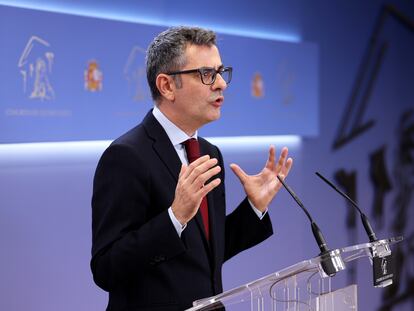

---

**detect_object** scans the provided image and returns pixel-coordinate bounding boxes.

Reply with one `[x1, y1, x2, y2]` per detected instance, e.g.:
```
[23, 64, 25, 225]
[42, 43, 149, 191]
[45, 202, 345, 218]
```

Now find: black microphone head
[361, 213, 377, 242]
[311, 222, 328, 253]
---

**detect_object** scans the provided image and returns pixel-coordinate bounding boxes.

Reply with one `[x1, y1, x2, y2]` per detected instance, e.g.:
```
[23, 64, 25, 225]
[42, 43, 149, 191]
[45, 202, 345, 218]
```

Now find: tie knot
[183, 138, 200, 163]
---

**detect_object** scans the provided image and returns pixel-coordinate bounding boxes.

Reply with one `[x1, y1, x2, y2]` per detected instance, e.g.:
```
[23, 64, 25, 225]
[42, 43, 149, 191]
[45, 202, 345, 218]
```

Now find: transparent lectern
[186, 237, 402, 311]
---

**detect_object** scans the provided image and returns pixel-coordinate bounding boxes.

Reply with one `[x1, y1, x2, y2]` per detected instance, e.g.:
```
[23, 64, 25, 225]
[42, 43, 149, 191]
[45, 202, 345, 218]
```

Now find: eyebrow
[202, 64, 224, 70]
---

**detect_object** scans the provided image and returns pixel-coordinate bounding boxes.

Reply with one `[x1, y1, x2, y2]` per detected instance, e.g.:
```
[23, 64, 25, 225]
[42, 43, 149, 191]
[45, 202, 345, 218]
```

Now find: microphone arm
[277, 175, 328, 253]
[277, 175, 345, 276]
[315, 172, 377, 242]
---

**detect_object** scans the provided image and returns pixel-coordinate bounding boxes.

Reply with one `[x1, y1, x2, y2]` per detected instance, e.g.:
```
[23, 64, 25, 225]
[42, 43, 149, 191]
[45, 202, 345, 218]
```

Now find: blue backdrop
[0, 5, 317, 142]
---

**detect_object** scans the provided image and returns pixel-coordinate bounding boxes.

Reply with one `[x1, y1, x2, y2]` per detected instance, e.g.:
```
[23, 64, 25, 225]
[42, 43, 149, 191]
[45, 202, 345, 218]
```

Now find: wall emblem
[124, 46, 147, 101]
[84, 60, 103, 92]
[251, 72, 264, 98]
[18, 35, 55, 101]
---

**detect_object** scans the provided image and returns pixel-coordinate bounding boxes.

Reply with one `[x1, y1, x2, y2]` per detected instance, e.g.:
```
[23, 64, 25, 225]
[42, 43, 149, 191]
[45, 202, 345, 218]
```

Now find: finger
[186, 158, 219, 184]
[193, 165, 221, 189]
[282, 157, 293, 176]
[197, 178, 221, 197]
[275, 147, 289, 173]
[181, 155, 210, 179]
[265, 145, 276, 169]
[230, 163, 248, 184]
[276, 158, 293, 187]
[178, 164, 187, 178]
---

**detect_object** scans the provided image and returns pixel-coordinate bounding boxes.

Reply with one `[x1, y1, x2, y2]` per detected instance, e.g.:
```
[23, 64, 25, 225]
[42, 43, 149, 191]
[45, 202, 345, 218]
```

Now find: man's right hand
[171, 155, 221, 225]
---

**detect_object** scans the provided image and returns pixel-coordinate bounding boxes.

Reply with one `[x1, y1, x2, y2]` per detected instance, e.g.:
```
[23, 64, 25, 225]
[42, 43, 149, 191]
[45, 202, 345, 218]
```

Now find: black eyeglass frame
[166, 66, 233, 85]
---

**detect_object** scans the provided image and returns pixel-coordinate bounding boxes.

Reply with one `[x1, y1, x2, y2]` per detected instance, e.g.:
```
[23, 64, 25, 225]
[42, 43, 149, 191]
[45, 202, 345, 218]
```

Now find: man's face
[172, 44, 227, 132]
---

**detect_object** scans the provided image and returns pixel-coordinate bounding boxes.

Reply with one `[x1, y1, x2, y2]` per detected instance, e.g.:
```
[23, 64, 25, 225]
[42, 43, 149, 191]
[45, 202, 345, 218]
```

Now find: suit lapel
[143, 111, 215, 260]
[142, 111, 182, 181]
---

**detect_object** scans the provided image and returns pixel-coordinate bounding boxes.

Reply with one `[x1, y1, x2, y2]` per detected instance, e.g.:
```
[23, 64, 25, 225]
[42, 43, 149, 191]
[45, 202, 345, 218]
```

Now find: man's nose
[212, 73, 227, 91]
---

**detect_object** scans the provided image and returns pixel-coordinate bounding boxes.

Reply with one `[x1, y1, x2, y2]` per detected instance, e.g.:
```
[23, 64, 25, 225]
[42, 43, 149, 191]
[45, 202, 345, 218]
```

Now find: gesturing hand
[230, 146, 293, 212]
[171, 155, 221, 225]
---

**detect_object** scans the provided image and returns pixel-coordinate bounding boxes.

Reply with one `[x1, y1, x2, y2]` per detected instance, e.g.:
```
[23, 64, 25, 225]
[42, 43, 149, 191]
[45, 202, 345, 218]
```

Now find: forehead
[183, 44, 222, 68]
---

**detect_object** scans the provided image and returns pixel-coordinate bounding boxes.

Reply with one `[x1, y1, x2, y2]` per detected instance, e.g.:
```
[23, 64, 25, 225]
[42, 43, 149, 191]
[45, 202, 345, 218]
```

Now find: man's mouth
[212, 96, 224, 107]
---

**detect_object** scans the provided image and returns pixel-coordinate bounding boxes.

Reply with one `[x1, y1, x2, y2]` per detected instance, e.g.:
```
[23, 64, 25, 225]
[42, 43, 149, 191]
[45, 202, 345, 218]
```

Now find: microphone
[315, 172, 394, 287]
[277, 175, 345, 277]
[315, 172, 377, 242]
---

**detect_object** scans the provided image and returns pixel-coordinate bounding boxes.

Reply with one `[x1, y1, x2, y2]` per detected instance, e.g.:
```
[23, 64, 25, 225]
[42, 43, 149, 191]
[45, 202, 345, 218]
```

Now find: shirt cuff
[168, 207, 187, 237]
[248, 198, 268, 220]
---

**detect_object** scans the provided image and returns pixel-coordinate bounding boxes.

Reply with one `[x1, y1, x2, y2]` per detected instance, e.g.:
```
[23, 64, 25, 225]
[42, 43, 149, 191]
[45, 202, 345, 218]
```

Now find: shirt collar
[152, 105, 198, 146]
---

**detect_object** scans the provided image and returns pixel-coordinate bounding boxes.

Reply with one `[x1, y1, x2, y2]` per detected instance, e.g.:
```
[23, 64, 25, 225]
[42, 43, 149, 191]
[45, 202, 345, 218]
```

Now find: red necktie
[183, 138, 210, 241]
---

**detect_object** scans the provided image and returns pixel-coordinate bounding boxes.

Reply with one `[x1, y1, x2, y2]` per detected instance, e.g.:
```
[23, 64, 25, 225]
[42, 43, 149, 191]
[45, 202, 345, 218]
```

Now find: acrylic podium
[186, 236, 402, 311]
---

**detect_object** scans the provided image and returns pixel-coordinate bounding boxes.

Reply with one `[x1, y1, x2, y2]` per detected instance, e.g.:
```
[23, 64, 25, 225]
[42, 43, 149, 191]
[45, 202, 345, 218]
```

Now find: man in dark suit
[91, 26, 293, 311]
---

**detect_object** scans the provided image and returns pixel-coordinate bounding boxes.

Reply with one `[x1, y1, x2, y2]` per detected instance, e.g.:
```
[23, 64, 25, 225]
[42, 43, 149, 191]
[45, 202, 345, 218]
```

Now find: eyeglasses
[166, 66, 232, 85]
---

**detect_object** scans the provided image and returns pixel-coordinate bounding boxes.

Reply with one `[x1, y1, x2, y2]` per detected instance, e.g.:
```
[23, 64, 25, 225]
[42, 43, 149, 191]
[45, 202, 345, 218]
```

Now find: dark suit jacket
[91, 111, 273, 311]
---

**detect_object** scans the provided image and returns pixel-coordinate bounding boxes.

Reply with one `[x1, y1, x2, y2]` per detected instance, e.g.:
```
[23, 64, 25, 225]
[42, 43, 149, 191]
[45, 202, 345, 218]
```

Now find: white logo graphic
[124, 46, 147, 101]
[18, 36, 55, 101]
[381, 257, 388, 275]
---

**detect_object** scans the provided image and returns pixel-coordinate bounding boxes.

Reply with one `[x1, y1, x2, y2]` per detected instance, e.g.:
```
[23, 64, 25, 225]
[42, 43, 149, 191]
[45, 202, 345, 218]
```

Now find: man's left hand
[230, 146, 293, 212]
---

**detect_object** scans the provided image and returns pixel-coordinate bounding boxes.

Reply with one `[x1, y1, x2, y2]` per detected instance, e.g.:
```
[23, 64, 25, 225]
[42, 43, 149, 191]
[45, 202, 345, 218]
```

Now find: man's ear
[156, 74, 175, 101]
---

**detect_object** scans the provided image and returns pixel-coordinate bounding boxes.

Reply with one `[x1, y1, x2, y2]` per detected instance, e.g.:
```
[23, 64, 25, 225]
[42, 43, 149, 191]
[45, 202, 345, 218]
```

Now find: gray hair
[146, 26, 217, 101]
